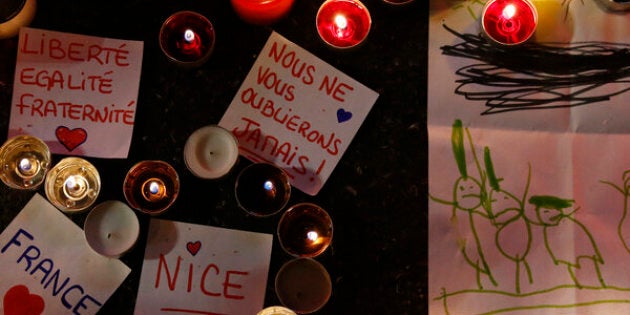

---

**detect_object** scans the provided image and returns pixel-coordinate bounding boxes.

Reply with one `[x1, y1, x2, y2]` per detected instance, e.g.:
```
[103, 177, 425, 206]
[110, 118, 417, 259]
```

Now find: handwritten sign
[134, 219, 273, 315]
[0, 194, 131, 315]
[219, 31, 379, 195]
[8, 27, 143, 158]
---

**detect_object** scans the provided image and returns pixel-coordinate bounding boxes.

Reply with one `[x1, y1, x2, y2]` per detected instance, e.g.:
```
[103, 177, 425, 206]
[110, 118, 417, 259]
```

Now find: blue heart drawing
[337, 108, 352, 123]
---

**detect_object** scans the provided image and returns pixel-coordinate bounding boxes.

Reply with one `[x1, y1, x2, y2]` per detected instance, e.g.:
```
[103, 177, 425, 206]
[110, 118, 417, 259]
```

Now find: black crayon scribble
[440, 24, 630, 115]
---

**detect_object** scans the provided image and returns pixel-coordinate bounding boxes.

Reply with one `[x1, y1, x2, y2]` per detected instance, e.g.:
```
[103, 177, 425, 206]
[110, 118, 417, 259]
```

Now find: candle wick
[107, 233, 112, 239]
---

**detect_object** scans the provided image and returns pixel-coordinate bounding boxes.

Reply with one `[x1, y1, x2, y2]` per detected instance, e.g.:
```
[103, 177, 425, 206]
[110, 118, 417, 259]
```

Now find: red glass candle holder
[481, 0, 538, 45]
[231, 0, 295, 25]
[316, 0, 372, 49]
[277, 203, 333, 258]
[123, 160, 180, 215]
[159, 11, 216, 67]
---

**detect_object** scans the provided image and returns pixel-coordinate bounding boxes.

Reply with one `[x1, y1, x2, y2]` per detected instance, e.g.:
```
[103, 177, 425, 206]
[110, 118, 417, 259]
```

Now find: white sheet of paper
[9, 27, 143, 158]
[0, 194, 131, 315]
[134, 219, 273, 315]
[219, 31, 378, 195]
[429, 1, 630, 314]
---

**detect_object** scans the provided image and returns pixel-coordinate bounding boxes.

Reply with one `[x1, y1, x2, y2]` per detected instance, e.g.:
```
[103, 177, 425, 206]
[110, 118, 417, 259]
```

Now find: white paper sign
[8, 27, 143, 158]
[219, 31, 379, 195]
[0, 194, 131, 315]
[134, 219, 273, 315]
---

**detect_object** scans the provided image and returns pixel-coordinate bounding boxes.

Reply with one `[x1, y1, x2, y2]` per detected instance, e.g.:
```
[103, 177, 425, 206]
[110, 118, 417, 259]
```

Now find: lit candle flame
[502, 4, 516, 19]
[334, 14, 348, 30]
[149, 181, 160, 195]
[184, 29, 195, 43]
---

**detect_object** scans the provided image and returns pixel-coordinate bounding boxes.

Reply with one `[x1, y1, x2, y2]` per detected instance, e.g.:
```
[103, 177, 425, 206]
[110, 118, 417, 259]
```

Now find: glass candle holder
[277, 203, 333, 258]
[184, 125, 239, 179]
[235, 162, 291, 217]
[382, 0, 414, 4]
[84, 200, 140, 258]
[316, 0, 372, 49]
[45, 157, 101, 213]
[230, 0, 295, 25]
[0, 135, 51, 190]
[275, 258, 332, 314]
[123, 160, 180, 215]
[257, 306, 297, 315]
[0, 0, 36, 40]
[159, 11, 216, 67]
[481, 0, 538, 46]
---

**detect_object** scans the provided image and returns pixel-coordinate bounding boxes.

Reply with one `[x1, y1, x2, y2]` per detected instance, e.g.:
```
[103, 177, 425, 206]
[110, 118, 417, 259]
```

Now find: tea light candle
[235, 162, 291, 217]
[278, 203, 333, 258]
[0, 0, 36, 40]
[44, 157, 101, 213]
[275, 258, 332, 314]
[257, 306, 297, 315]
[84, 200, 140, 258]
[481, 0, 538, 45]
[159, 11, 216, 67]
[184, 125, 239, 179]
[123, 160, 179, 215]
[230, 0, 295, 25]
[316, 0, 372, 49]
[0, 135, 50, 190]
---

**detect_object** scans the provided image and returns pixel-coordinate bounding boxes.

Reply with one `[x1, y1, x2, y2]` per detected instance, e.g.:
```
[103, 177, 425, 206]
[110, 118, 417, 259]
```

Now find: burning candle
[235, 162, 291, 217]
[257, 306, 297, 315]
[44, 157, 101, 213]
[0, 0, 36, 40]
[277, 203, 333, 258]
[84, 200, 140, 258]
[230, 0, 295, 25]
[481, 0, 538, 45]
[0, 135, 50, 189]
[123, 160, 179, 215]
[275, 258, 332, 314]
[316, 0, 372, 49]
[159, 11, 216, 67]
[184, 125, 239, 179]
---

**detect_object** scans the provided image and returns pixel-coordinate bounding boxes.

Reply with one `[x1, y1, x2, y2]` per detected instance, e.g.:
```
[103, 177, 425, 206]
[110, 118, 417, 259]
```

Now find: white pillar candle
[184, 125, 239, 179]
[0, 0, 37, 39]
[84, 200, 140, 258]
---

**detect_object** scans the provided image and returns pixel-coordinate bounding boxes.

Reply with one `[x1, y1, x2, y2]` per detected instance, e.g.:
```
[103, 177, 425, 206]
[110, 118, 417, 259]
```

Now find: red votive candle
[316, 0, 372, 49]
[231, 0, 295, 25]
[481, 0, 537, 45]
[159, 11, 216, 66]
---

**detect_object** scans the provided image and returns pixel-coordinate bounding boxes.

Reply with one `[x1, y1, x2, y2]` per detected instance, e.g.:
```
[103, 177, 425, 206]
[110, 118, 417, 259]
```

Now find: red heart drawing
[187, 241, 201, 256]
[3, 285, 45, 315]
[55, 126, 88, 151]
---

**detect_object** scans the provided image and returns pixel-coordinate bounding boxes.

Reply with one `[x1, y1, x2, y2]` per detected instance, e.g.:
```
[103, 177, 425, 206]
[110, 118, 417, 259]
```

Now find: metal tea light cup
[234, 162, 291, 217]
[277, 203, 333, 258]
[44, 157, 101, 213]
[275, 258, 332, 314]
[0, 135, 51, 189]
[123, 160, 180, 215]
